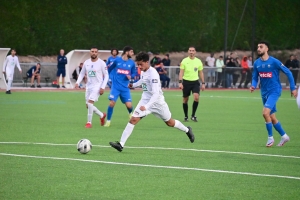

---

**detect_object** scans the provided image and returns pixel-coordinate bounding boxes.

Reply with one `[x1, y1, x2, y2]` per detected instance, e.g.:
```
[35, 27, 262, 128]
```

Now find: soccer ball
[77, 139, 92, 154]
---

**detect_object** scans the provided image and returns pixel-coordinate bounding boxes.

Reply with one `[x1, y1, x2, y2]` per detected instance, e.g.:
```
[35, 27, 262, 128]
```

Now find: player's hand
[74, 84, 79, 89]
[179, 83, 183, 89]
[2, 71, 5, 74]
[140, 106, 146, 111]
[128, 83, 133, 88]
[291, 89, 298, 98]
[99, 88, 104, 95]
[201, 84, 205, 91]
[250, 86, 255, 93]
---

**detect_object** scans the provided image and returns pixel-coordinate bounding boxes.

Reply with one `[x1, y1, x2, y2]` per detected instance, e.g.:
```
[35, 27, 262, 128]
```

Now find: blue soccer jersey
[108, 57, 136, 89]
[252, 56, 295, 97]
[106, 56, 120, 68]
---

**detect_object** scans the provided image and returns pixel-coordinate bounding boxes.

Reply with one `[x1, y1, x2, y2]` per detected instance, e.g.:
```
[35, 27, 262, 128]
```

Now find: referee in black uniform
[179, 46, 205, 122]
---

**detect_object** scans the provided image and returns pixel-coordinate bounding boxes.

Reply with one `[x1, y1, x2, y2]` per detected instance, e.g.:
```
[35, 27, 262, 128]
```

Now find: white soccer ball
[77, 139, 92, 154]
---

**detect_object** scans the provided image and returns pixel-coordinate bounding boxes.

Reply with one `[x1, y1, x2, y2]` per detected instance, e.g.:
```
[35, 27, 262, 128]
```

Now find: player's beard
[127, 54, 131, 59]
[257, 51, 264, 57]
[91, 55, 97, 59]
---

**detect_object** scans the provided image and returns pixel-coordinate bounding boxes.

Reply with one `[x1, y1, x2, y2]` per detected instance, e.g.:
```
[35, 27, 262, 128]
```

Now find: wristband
[179, 80, 183, 83]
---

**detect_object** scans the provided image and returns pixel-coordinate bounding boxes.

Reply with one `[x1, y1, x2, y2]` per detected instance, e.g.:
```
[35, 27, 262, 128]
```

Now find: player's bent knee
[165, 119, 175, 127]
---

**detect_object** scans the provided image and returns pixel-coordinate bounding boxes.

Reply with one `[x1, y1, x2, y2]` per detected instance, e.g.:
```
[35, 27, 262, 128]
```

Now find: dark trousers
[232, 74, 240, 86]
[160, 75, 170, 88]
[215, 72, 223, 87]
[238, 70, 252, 88]
[292, 70, 299, 85]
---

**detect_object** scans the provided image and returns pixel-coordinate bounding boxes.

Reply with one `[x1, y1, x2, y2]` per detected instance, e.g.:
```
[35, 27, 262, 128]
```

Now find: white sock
[120, 123, 135, 147]
[174, 120, 189, 132]
[87, 103, 94, 123]
[7, 80, 12, 91]
[93, 105, 103, 118]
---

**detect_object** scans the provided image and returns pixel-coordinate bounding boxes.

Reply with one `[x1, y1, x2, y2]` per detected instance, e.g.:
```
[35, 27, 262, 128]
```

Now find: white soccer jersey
[2, 55, 21, 72]
[133, 67, 164, 109]
[76, 58, 108, 89]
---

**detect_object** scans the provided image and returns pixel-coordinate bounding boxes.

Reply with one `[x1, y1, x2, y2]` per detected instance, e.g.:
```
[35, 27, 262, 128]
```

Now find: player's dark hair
[188, 46, 196, 51]
[111, 48, 119, 55]
[135, 51, 149, 62]
[122, 46, 133, 55]
[11, 49, 16, 52]
[91, 46, 98, 50]
[258, 41, 270, 49]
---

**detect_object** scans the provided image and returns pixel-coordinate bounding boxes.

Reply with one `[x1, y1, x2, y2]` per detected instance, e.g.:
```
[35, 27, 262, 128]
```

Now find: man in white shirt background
[205, 53, 216, 88]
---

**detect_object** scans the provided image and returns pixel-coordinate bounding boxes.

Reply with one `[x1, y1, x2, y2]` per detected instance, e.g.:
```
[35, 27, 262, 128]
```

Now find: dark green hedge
[0, 0, 299, 55]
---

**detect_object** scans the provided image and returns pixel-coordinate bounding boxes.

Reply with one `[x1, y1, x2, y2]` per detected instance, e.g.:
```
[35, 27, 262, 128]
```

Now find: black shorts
[57, 68, 66, 77]
[182, 80, 200, 97]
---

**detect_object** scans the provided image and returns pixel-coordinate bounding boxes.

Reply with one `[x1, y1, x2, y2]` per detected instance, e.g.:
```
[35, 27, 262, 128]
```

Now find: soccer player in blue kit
[250, 41, 298, 147]
[106, 48, 120, 88]
[104, 46, 136, 127]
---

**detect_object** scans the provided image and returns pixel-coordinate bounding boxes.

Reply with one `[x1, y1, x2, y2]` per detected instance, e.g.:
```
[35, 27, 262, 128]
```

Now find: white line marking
[1, 152, 299, 180]
[1, 142, 299, 159]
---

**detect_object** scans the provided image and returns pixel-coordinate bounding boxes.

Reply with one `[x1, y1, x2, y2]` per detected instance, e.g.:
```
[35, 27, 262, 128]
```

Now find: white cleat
[266, 137, 274, 147]
[277, 135, 290, 146]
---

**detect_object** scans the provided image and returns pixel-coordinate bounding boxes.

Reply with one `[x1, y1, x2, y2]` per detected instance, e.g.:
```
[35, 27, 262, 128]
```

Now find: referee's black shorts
[182, 79, 200, 97]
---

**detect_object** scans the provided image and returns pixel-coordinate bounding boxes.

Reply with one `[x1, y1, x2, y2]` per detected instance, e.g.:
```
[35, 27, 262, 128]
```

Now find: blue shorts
[109, 87, 132, 103]
[57, 68, 66, 77]
[262, 92, 280, 114]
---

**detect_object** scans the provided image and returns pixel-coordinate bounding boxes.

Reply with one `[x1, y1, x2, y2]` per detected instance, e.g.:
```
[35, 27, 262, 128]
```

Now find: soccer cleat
[266, 137, 274, 147]
[184, 117, 188, 122]
[85, 122, 92, 128]
[109, 141, 123, 152]
[129, 112, 133, 119]
[100, 113, 106, 126]
[186, 126, 195, 143]
[104, 121, 111, 127]
[5, 90, 11, 94]
[37, 85, 42, 88]
[30, 85, 35, 88]
[191, 116, 198, 122]
[57, 85, 60, 88]
[277, 135, 290, 146]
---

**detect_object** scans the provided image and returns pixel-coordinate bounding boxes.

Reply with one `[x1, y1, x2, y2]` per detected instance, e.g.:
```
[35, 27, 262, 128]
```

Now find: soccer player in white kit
[75, 47, 109, 128]
[2, 49, 22, 94]
[109, 51, 195, 152]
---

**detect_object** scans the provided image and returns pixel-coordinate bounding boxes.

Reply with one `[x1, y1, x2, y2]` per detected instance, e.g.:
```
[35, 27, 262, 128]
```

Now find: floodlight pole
[224, 0, 229, 60]
[251, 0, 256, 63]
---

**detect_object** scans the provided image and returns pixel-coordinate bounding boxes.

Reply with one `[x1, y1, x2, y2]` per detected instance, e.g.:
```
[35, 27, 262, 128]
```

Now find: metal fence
[11, 63, 300, 88]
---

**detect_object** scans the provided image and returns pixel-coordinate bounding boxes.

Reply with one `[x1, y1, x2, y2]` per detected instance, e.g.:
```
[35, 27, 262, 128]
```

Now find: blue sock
[265, 122, 273, 137]
[273, 121, 286, 136]
[127, 106, 133, 114]
[107, 106, 114, 121]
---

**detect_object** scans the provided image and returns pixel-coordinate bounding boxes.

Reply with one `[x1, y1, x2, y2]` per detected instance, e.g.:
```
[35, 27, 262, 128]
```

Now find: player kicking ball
[250, 41, 298, 147]
[75, 47, 109, 128]
[109, 51, 195, 152]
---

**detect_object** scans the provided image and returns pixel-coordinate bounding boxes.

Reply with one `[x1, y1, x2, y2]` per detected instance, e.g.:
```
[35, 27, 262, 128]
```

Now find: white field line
[0, 142, 300, 159]
[0, 152, 299, 180]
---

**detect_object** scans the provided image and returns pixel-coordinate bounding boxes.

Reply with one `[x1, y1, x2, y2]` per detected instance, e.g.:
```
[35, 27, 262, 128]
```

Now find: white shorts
[5, 70, 14, 81]
[85, 87, 100, 103]
[297, 86, 300, 109]
[132, 99, 172, 122]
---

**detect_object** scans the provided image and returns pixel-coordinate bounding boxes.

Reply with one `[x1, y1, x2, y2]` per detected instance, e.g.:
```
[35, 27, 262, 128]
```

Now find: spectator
[156, 60, 170, 89]
[205, 53, 216, 88]
[285, 55, 296, 88]
[150, 54, 160, 67]
[215, 55, 225, 88]
[162, 54, 171, 66]
[292, 55, 299, 87]
[72, 63, 86, 87]
[225, 54, 234, 88]
[27, 63, 42, 88]
[2, 49, 22, 94]
[238, 56, 251, 88]
[56, 49, 68, 88]
[232, 54, 241, 88]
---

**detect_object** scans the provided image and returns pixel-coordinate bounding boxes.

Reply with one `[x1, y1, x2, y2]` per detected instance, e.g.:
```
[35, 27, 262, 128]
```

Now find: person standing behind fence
[2, 49, 22, 94]
[214, 55, 225, 88]
[238, 56, 251, 88]
[56, 49, 67, 88]
[292, 55, 299, 87]
[205, 53, 216, 88]
[179, 46, 205, 122]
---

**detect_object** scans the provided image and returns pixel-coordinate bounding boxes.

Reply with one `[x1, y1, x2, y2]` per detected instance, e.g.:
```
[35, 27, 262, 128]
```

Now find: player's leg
[191, 81, 200, 122]
[37, 75, 41, 87]
[30, 74, 35, 87]
[5, 70, 14, 93]
[85, 90, 105, 128]
[61, 69, 66, 88]
[154, 101, 195, 143]
[182, 81, 191, 121]
[56, 69, 61, 88]
[105, 87, 120, 127]
[207, 71, 211, 88]
[165, 76, 170, 88]
[109, 101, 147, 152]
[120, 89, 134, 118]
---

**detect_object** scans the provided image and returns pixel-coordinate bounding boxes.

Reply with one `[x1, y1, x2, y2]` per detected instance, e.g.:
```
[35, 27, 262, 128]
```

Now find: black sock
[183, 103, 188, 118]
[192, 101, 199, 117]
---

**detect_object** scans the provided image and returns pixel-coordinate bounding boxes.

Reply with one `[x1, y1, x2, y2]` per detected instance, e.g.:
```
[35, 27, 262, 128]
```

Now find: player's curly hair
[135, 51, 149, 62]
[111, 48, 119, 55]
